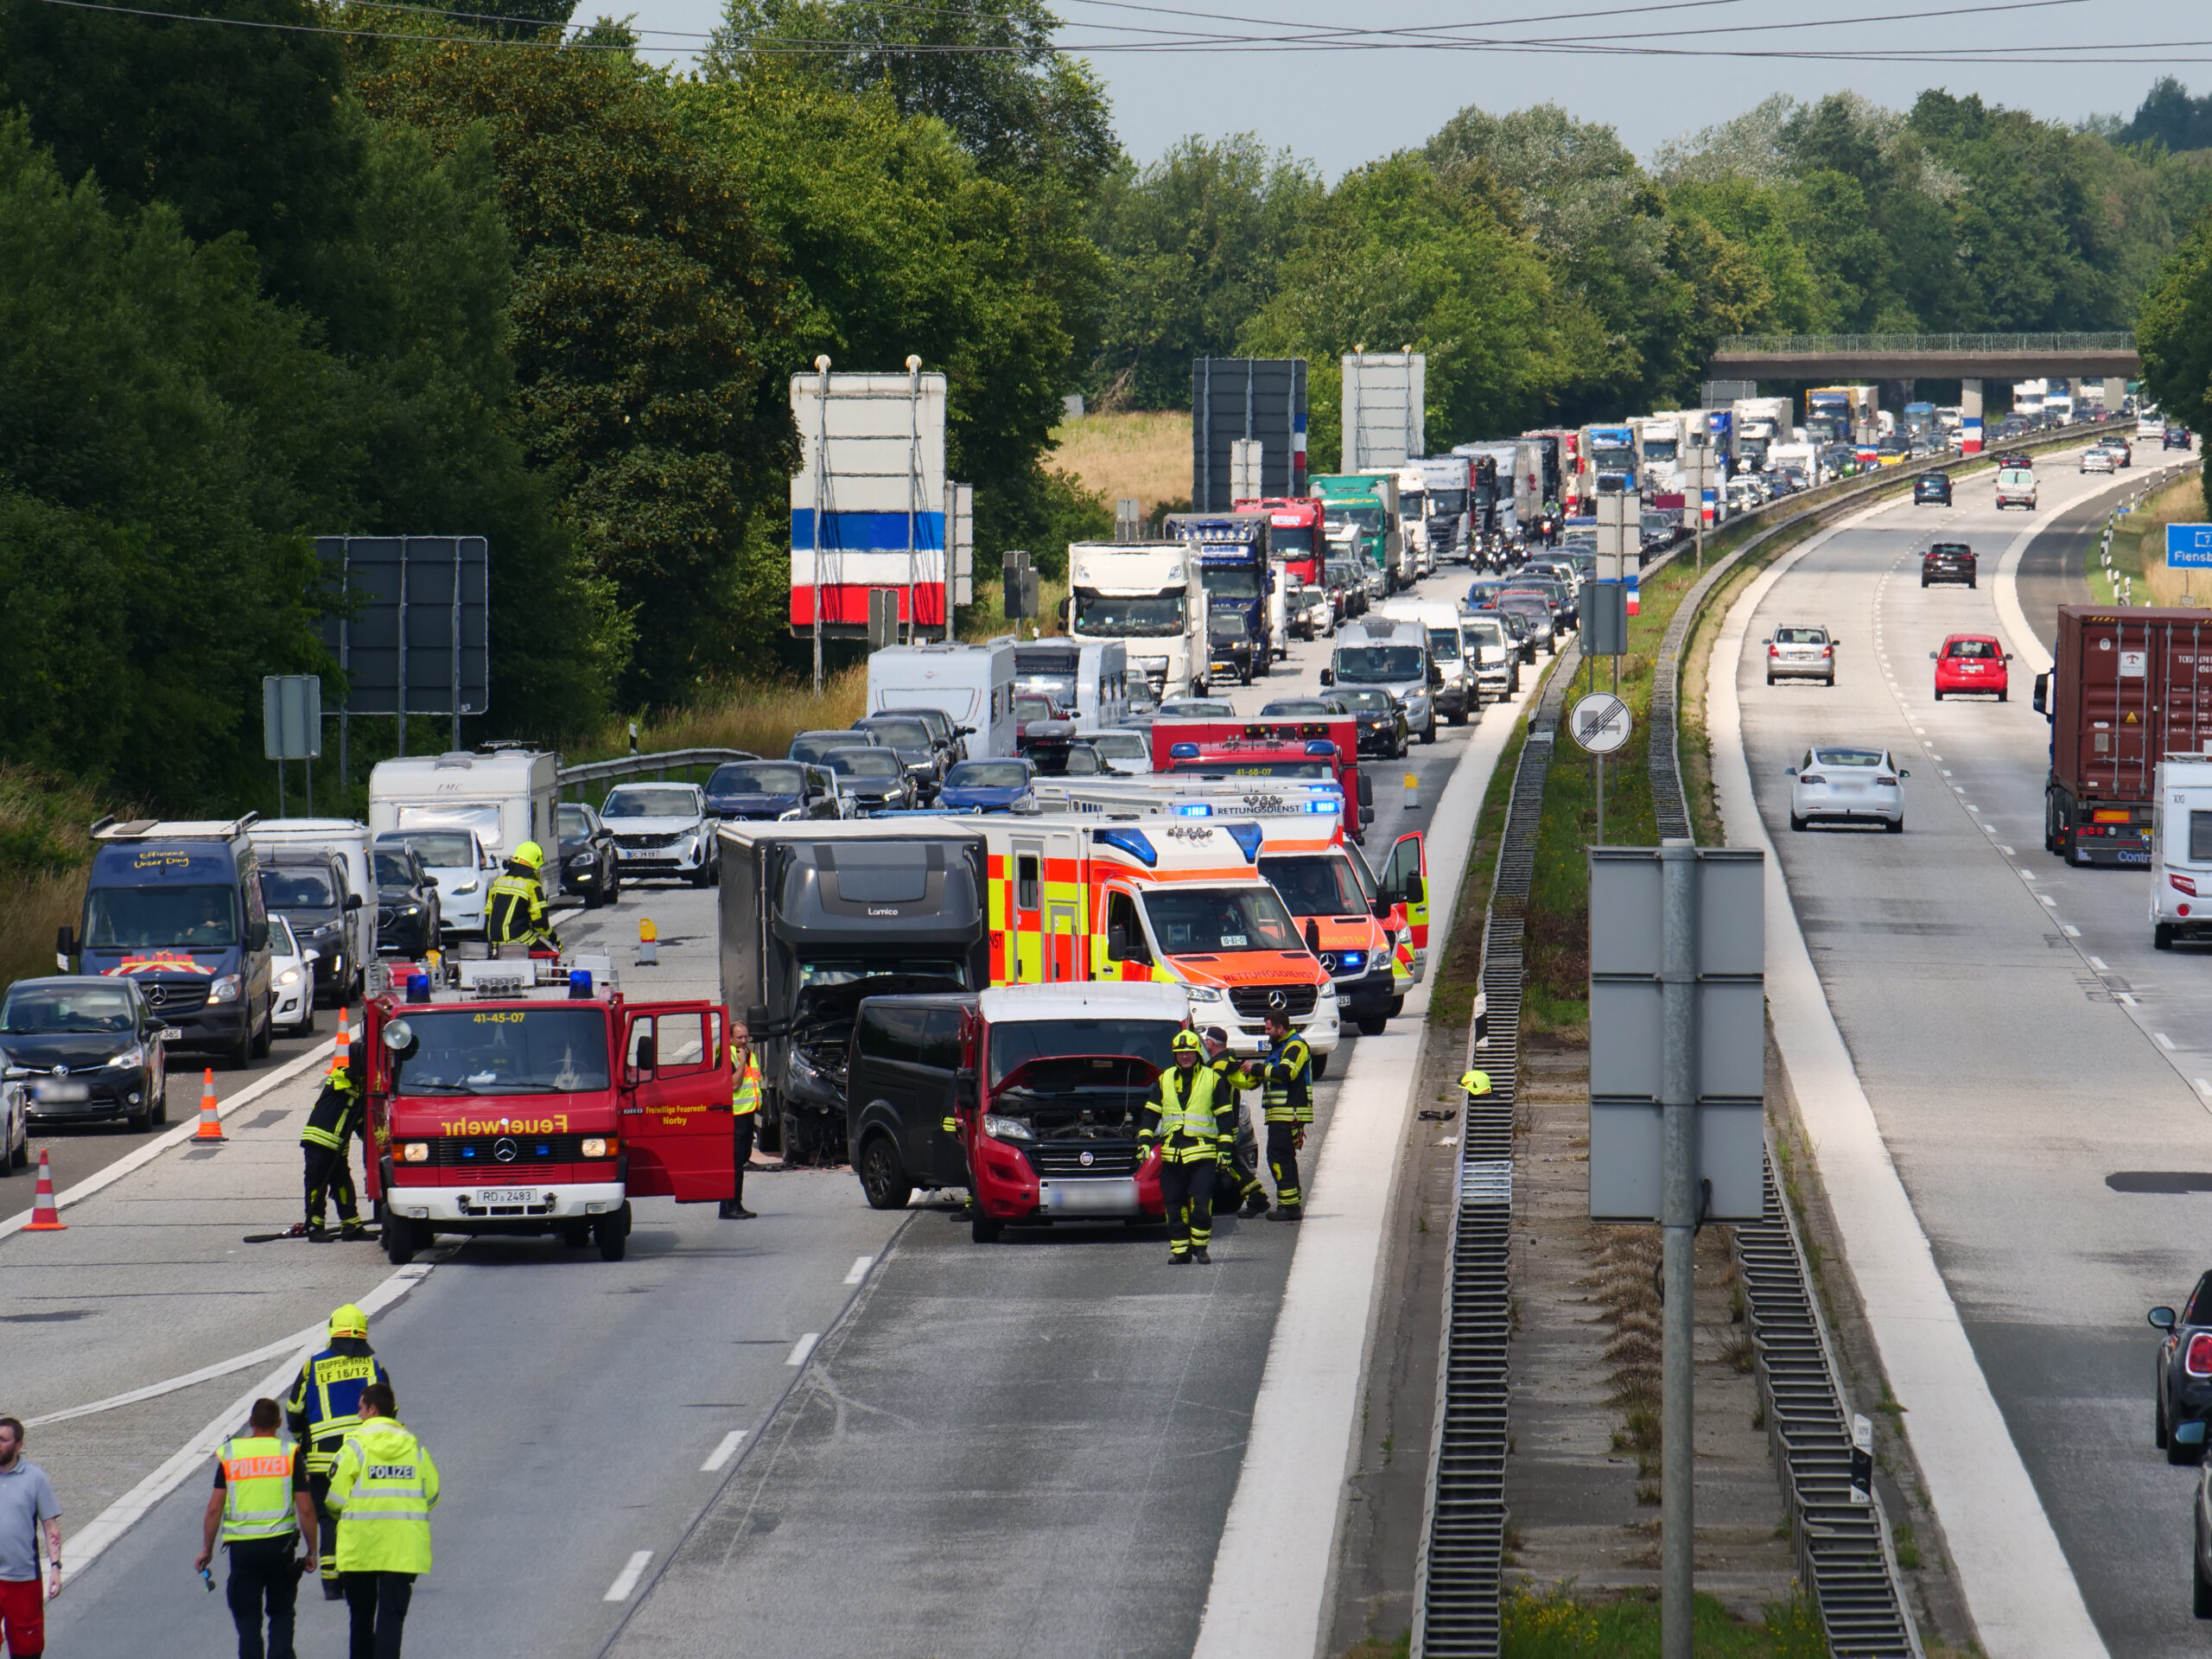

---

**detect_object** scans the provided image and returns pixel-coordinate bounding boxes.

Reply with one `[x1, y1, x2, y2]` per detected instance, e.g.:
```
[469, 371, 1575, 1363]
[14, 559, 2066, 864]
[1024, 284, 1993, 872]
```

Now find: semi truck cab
[363, 957, 737, 1263]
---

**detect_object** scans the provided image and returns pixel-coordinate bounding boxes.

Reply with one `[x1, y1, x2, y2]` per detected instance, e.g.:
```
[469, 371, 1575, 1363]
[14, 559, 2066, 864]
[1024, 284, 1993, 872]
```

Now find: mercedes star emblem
[1267, 988, 1288, 1012]
[493, 1137, 519, 1164]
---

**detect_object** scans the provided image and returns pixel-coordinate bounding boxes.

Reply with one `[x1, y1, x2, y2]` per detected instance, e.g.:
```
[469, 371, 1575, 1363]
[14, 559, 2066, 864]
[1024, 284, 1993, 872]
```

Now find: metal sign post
[264, 675, 322, 817]
[1568, 692, 1631, 841]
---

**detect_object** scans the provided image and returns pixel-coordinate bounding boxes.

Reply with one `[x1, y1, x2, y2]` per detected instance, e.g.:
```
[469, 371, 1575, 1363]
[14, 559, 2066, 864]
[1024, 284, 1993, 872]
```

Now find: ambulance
[976, 817, 1340, 1063]
[360, 955, 739, 1263]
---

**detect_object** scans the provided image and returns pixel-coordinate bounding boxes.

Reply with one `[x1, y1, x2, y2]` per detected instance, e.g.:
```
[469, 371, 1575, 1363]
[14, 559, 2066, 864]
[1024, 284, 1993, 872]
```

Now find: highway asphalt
[27, 557, 1538, 1657]
[1733, 444, 2212, 1654]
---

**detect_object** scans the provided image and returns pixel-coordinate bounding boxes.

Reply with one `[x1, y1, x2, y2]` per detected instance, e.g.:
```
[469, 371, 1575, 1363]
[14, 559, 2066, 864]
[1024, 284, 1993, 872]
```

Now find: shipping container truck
[1578, 424, 1638, 504]
[2031, 607, 2212, 868]
[1165, 511, 1277, 675]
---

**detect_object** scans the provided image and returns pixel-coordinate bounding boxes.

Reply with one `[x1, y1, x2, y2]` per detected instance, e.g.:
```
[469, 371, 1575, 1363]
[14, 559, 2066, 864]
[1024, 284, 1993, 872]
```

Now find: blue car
[705, 760, 842, 823]
[938, 759, 1036, 814]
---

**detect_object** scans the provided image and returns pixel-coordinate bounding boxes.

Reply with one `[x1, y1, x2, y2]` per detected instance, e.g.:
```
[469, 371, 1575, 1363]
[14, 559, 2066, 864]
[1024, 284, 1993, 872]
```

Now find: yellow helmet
[1172, 1028, 1205, 1055]
[512, 840, 545, 871]
[327, 1303, 369, 1340]
[1460, 1069, 1493, 1096]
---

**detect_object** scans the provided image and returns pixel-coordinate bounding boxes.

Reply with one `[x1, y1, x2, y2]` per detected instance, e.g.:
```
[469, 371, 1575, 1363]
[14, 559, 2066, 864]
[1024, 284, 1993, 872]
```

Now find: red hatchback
[1932, 633, 2010, 701]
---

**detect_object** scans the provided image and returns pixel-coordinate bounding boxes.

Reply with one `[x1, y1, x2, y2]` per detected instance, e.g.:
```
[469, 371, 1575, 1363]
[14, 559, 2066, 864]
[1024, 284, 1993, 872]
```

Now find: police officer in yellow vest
[1258, 1008, 1315, 1219]
[327, 1380, 438, 1659]
[483, 841, 562, 953]
[1137, 1030, 1232, 1263]
[285, 1304, 391, 1601]
[721, 1022, 762, 1220]
[196, 1397, 317, 1659]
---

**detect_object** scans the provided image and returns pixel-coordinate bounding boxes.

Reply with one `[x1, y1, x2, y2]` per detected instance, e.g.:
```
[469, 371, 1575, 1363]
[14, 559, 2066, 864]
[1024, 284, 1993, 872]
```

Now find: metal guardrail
[1410, 639, 1578, 1658]
[555, 747, 757, 797]
[1717, 331, 2133, 355]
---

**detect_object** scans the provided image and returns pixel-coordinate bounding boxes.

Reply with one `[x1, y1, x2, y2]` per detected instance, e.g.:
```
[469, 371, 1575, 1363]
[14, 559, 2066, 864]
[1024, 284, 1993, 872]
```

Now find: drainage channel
[1409, 639, 1577, 1659]
[1649, 525, 1921, 1657]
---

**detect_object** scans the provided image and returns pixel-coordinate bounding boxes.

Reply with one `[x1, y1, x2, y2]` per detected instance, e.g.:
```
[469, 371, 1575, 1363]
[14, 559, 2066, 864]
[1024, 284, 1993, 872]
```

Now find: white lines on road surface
[702, 1431, 747, 1472]
[1942, 769, 1955, 776]
[786, 1332, 820, 1366]
[604, 1551, 652, 1602]
[2118, 992, 2139, 1005]
[2197, 1079, 2212, 1096]
[2001, 846, 2018, 856]
[2159, 1033, 2178, 1050]
[2088, 956, 2111, 971]
[842, 1255, 874, 1285]
[2063, 925, 2082, 937]
[2039, 895, 2059, 907]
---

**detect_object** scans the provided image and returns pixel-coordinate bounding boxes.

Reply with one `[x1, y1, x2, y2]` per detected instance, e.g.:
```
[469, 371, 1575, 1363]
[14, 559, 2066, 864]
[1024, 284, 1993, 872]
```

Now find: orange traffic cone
[193, 1068, 225, 1141]
[328, 1017, 350, 1081]
[22, 1148, 65, 1230]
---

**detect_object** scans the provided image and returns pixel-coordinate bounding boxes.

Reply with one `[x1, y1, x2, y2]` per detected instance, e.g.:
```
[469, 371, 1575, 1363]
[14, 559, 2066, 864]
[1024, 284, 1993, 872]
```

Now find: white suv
[600, 782, 719, 887]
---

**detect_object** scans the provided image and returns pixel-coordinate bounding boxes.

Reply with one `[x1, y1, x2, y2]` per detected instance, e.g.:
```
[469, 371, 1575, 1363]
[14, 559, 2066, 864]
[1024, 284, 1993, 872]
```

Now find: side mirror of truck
[1106, 925, 1130, 963]
[954, 1067, 978, 1109]
[1357, 773, 1375, 808]
[344, 893, 364, 912]
[1405, 874, 1424, 905]
[2033, 673, 2049, 714]
[1305, 919, 1322, 956]
[54, 925, 74, 961]
[746, 1003, 769, 1033]
[247, 919, 270, 951]
[1318, 668, 1334, 687]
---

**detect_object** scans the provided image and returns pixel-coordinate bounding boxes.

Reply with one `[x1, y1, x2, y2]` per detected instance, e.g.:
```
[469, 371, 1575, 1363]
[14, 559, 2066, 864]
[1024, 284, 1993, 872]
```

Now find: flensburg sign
[2167, 524, 2212, 569]
[1569, 693, 1633, 755]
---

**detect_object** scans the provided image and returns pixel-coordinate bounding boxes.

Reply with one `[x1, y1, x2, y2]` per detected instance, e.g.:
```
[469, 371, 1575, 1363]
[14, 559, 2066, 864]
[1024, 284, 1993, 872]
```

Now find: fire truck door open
[620, 1004, 736, 1202]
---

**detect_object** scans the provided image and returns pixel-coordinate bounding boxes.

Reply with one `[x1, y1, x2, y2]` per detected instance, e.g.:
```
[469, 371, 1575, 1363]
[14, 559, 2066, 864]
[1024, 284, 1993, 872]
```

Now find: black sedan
[705, 760, 841, 824]
[258, 853, 359, 1006]
[2152, 1277, 2212, 1467]
[3, 976, 175, 1133]
[556, 801, 622, 907]
[1914, 472, 1953, 505]
[823, 747, 916, 813]
[372, 842, 442, 956]
[852, 714, 945, 800]
[1922, 543, 1977, 588]
[1324, 688, 1410, 759]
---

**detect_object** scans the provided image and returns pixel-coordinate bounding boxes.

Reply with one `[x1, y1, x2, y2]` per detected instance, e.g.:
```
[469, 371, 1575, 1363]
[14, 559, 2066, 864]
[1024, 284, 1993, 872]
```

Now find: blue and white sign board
[790, 368, 948, 635]
[2167, 524, 2212, 568]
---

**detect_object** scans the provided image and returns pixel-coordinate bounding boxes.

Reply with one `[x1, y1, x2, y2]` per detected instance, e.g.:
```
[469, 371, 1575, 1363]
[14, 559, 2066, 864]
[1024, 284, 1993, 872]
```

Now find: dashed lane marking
[604, 1551, 652, 1602]
[842, 1255, 874, 1285]
[786, 1332, 820, 1366]
[702, 1431, 746, 1473]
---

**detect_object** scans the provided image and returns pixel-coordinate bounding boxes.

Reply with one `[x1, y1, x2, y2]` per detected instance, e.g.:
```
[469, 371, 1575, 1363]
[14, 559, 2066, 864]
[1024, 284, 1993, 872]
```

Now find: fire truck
[362, 956, 738, 1263]
[1146, 716, 1374, 843]
[976, 817, 1340, 1063]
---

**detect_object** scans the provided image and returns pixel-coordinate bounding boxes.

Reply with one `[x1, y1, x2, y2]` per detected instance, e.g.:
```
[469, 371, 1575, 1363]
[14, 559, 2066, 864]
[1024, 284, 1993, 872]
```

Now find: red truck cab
[1147, 716, 1375, 843]
[1236, 497, 1326, 589]
[363, 957, 736, 1263]
[843, 982, 1191, 1243]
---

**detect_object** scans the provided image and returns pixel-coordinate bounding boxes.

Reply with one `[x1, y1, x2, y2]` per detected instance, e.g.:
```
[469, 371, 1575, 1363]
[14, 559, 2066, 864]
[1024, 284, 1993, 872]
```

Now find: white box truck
[1065, 542, 1207, 698]
[368, 750, 563, 899]
[865, 639, 1016, 760]
[2152, 754, 2212, 949]
[1730, 397, 1796, 474]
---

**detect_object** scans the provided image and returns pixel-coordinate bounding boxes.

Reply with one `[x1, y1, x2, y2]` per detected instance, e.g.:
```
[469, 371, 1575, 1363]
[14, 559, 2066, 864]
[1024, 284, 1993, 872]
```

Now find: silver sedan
[1786, 746, 1906, 832]
[1764, 623, 1837, 686]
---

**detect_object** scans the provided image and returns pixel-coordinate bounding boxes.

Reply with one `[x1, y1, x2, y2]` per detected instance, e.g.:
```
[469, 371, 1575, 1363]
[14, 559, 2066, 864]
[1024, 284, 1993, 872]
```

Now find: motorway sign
[2168, 524, 2212, 568]
[1568, 693, 1633, 755]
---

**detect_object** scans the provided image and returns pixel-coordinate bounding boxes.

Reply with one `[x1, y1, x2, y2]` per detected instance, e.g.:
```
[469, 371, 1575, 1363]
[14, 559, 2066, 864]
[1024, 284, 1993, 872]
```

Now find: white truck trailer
[1066, 541, 1208, 699]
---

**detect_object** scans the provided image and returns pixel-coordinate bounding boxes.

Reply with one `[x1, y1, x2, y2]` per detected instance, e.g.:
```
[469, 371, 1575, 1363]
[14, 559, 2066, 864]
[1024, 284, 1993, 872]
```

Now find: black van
[845, 994, 973, 1210]
[60, 817, 275, 1069]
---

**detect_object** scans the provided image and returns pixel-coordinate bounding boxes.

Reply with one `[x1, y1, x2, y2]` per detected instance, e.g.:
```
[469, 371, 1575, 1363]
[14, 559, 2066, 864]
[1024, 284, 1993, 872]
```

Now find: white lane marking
[2088, 956, 2110, 971]
[702, 1431, 747, 1472]
[2020, 871, 2037, 881]
[843, 1255, 874, 1285]
[2197, 1079, 2212, 1096]
[2159, 1033, 2178, 1050]
[27, 1327, 320, 1429]
[1711, 502, 2111, 1659]
[2040, 896, 2059, 907]
[2002, 846, 2018, 856]
[2118, 992, 2139, 1004]
[1, 1034, 337, 1240]
[604, 1550, 653, 1602]
[786, 1332, 820, 1366]
[2063, 925, 2082, 937]
[1942, 769, 1955, 776]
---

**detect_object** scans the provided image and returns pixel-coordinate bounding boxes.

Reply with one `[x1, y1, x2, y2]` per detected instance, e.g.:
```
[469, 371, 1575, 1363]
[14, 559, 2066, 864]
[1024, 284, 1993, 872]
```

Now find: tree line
[4, 0, 2212, 813]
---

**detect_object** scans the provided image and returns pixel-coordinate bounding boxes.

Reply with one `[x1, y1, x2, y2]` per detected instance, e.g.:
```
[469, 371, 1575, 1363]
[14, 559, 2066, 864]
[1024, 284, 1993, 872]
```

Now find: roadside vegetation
[1497, 1584, 1829, 1657]
[2086, 470, 2211, 607]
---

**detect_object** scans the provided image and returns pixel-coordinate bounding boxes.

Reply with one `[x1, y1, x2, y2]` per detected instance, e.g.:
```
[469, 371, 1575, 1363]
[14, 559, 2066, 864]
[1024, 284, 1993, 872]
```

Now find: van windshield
[1073, 589, 1186, 637]
[1141, 885, 1302, 955]
[385, 1006, 610, 1094]
[1426, 627, 1461, 661]
[393, 803, 502, 850]
[987, 1020, 1179, 1088]
[85, 885, 238, 949]
[1334, 645, 1424, 683]
[261, 868, 338, 908]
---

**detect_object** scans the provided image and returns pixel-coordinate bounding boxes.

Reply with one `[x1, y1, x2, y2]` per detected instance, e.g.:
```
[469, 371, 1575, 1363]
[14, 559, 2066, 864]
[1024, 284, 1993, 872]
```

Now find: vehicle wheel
[149, 1074, 168, 1127]
[1357, 1014, 1389, 1036]
[2160, 1388, 2172, 1448]
[1789, 812, 1806, 832]
[607, 860, 621, 900]
[781, 1109, 806, 1166]
[1823, 674, 1835, 687]
[2196, 1553, 2212, 1620]
[969, 1205, 1003, 1244]
[1885, 817, 1904, 835]
[584, 880, 605, 910]
[1969, 578, 1978, 589]
[1933, 690, 1943, 701]
[382, 1211, 417, 1265]
[2158, 924, 2177, 950]
[690, 861, 714, 889]
[594, 1209, 628, 1262]
[858, 1134, 912, 1211]
[226, 1014, 254, 1071]
[1421, 721, 1437, 745]
[1766, 673, 1776, 685]
[1448, 707, 1467, 727]
[1311, 1051, 1327, 1079]
[1998, 689, 2007, 702]
[1921, 578, 1929, 588]
[251, 1001, 273, 1060]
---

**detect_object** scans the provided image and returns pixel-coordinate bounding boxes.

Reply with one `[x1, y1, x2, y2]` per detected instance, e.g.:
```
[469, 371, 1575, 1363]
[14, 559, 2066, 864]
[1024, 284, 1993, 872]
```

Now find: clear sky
[616, 0, 2207, 176]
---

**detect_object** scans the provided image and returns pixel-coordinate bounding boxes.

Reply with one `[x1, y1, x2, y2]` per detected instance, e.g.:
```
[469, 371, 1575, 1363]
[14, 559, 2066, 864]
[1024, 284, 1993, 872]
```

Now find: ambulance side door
[1380, 831, 1428, 975]
[620, 1003, 735, 1202]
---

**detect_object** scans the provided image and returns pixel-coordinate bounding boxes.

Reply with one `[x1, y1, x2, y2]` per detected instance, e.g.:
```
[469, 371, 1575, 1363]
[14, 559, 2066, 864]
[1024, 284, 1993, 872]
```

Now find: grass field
[2087, 469, 2209, 607]
[1048, 410, 1192, 521]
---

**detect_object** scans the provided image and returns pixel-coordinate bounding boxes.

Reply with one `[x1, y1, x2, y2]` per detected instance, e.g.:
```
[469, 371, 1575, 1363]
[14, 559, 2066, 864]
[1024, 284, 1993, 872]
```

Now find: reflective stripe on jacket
[285, 1347, 390, 1474]
[485, 872, 550, 944]
[218, 1436, 299, 1544]
[327, 1420, 439, 1575]
[300, 1073, 361, 1153]
[1141, 1065, 1230, 1164]
[1261, 1035, 1313, 1125]
[730, 1052, 762, 1116]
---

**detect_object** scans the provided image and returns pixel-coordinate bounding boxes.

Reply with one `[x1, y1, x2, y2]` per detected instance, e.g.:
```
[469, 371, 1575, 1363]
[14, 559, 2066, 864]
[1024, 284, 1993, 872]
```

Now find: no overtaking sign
[1569, 693, 1632, 755]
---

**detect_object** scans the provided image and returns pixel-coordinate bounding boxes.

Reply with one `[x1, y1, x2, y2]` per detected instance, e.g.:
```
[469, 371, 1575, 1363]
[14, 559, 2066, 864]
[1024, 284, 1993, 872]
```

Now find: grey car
[852, 714, 945, 800]
[823, 747, 916, 813]
[1764, 623, 1837, 686]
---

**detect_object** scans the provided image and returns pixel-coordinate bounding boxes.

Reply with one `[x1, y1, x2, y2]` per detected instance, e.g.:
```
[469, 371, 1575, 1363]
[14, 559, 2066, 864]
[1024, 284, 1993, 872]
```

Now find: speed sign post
[1570, 691, 1632, 842]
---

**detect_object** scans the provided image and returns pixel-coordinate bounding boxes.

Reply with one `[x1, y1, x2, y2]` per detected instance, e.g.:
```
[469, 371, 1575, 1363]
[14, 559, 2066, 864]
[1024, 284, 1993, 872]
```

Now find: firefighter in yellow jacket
[1258, 1008, 1314, 1219]
[1137, 1030, 1232, 1263]
[484, 841, 562, 952]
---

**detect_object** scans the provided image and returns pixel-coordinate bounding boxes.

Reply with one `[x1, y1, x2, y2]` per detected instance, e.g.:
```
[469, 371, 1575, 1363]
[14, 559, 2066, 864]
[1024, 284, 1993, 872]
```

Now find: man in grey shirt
[0, 1414, 61, 1656]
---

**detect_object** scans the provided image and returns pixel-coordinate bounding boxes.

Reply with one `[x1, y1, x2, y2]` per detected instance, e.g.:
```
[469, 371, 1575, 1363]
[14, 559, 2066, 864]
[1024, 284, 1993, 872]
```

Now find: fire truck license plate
[478, 1188, 538, 1205]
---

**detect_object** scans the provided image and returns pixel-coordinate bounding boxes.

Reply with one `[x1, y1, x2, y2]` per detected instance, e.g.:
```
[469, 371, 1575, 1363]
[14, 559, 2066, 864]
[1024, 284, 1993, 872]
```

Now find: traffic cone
[22, 1148, 65, 1230]
[193, 1068, 225, 1141]
[328, 1017, 350, 1081]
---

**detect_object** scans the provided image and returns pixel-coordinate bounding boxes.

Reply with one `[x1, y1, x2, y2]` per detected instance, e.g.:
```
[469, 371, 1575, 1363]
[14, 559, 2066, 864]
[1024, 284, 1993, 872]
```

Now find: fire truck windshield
[385, 1007, 609, 1094]
[1167, 760, 1334, 779]
[1257, 855, 1368, 917]
[1141, 886, 1302, 955]
[1072, 589, 1186, 637]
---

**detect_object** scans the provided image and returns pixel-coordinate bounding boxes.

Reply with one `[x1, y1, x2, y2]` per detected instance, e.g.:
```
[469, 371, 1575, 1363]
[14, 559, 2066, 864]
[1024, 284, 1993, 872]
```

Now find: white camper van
[1011, 639, 1130, 730]
[865, 640, 1017, 760]
[368, 750, 563, 899]
[2152, 754, 2212, 950]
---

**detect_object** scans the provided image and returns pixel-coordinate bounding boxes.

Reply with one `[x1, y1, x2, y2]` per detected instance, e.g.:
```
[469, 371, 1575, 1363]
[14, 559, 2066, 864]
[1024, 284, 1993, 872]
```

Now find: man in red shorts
[0, 1415, 60, 1658]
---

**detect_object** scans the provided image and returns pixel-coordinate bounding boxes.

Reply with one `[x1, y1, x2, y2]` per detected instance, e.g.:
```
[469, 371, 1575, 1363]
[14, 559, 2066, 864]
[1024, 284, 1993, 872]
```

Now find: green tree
[2121, 77, 2212, 155]
[2136, 207, 2212, 515]
[1085, 134, 1323, 410]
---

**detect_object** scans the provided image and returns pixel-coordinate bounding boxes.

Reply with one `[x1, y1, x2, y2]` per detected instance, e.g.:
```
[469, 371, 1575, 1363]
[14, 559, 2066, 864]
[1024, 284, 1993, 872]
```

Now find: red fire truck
[1235, 497, 1326, 588]
[1147, 716, 1374, 844]
[362, 957, 738, 1263]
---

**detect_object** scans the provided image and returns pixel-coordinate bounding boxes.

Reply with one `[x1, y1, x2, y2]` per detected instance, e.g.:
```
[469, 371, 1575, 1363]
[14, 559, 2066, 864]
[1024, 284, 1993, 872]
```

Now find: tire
[2196, 1552, 2212, 1620]
[2173, 1418, 2203, 1465]
[1421, 721, 1436, 745]
[2158, 923, 2177, 950]
[1999, 689, 2007, 702]
[251, 1001, 272, 1061]
[858, 1134, 912, 1211]
[584, 880, 606, 910]
[970, 1205, 1003, 1243]
[1823, 675, 1834, 687]
[293, 1005, 315, 1039]
[1885, 816, 1904, 835]
[382, 1211, 417, 1265]
[149, 1074, 168, 1127]
[780, 1109, 805, 1166]
[1933, 690, 1943, 701]
[1312, 1050, 1327, 1079]
[125, 1091, 153, 1134]
[1766, 672, 1775, 685]
[1357, 1014, 1389, 1036]
[595, 1209, 628, 1262]
[2160, 1388, 2172, 1448]
[226, 1013, 254, 1071]
[1789, 812, 1806, 832]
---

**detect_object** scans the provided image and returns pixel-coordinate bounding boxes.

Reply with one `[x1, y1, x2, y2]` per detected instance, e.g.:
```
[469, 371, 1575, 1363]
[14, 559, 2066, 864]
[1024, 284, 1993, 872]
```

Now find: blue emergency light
[1223, 822, 1264, 862]
[406, 974, 431, 1003]
[1306, 798, 1338, 814]
[569, 970, 593, 999]
[1094, 827, 1158, 866]
[1168, 742, 1200, 760]
[1305, 740, 1336, 755]
[1174, 803, 1212, 817]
